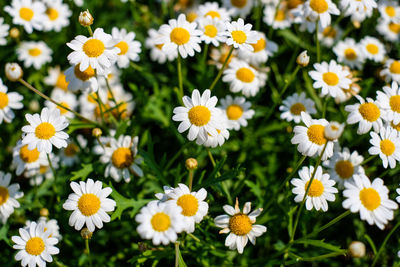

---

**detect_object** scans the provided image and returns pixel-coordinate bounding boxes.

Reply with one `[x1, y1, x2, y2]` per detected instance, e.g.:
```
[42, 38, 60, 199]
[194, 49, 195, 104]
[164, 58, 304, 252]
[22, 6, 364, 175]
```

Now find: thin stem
[85, 239, 93, 267]
[201, 43, 209, 70]
[95, 91, 106, 124]
[209, 46, 234, 90]
[207, 148, 216, 167]
[86, 26, 93, 37]
[315, 21, 320, 62]
[361, 154, 378, 166]
[372, 221, 400, 267]
[47, 154, 56, 179]
[104, 77, 122, 118]
[255, 0, 263, 30]
[175, 241, 180, 267]
[177, 54, 184, 102]
[188, 169, 194, 191]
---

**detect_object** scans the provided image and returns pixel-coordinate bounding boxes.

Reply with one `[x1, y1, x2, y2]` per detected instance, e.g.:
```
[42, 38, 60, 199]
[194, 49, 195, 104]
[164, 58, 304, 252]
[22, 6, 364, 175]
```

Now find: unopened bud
[40, 208, 49, 217]
[349, 241, 366, 258]
[5, 62, 23, 81]
[9, 27, 20, 39]
[79, 10, 93, 27]
[297, 50, 310, 67]
[185, 158, 198, 170]
[29, 100, 40, 112]
[80, 227, 93, 240]
[92, 128, 102, 137]
[324, 121, 344, 141]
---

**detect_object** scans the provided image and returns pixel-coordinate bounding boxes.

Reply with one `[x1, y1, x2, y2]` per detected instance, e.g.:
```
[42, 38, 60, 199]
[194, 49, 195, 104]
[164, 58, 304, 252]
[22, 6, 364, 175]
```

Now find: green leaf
[295, 239, 345, 253]
[0, 224, 11, 247]
[70, 164, 93, 181]
[364, 234, 377, 255]
[176, 244, 187, 267]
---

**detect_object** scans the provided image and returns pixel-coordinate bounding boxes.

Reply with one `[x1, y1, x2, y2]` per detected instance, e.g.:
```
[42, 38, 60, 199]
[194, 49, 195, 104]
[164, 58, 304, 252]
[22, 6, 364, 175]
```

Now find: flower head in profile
[303, 0, 340, 28]
[0, 78, 23, 124]
[380, 61, 400, 84]
[0, 171, 23, 223]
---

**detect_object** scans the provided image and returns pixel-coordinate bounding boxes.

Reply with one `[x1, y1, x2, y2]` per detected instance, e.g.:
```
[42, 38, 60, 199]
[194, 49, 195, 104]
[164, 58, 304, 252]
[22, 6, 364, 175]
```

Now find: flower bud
[80, 227, 93, 240]
[9, 27, 20, 39]
[29, 100, 40, 112]
[349, 241, 366, 258]
[5, 63, 23, 81]
[324, 121, 344, 141]
[40, 208, 49, 217]
[92, 128, 102, 137]
[79, 10, 93, 27]
[296, 50, 310, 67]
[185, 158, 198, 170]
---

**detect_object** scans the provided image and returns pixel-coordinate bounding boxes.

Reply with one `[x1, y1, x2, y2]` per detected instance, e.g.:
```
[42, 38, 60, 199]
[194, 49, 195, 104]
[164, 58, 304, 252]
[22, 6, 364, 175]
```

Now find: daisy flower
[198, 16, 227, 46]
[209, 44, 238, 69]
[0, 18, 10, 45]
[111, 27, 141, 69]
[145, 29, 178, 64]
[199, 123, 230, 147]
[21, 107, 69, 153]
[291, 5, 317, 33]
[223, 0, 254, 18]
[135, 200, 185, 245]
[222, 60, 261, 97]
[346, 96, 383, 134]
[263, 5, 292, 30]
[67, 28, 119, 74]
[377, 82, 400, 123]
[100, 135, 143, 183]
[156, 14, 202, 58]
[198, 2, 231, 21]
[64, 64, 99, 93]
[238, 32, 278, 66]
[25, 217, 62, 241]
[225, 18, 258, 51]
[59, 135, 86, 167]
[291, 112, 334, 160]
[172, 89, 222, 142]
[12, 140, 48, 176]
[343, 174, 398, 229]
[214, 198, 267, 254]
[360, 36, 386, 63]
[323, 146, 364, 189]
[45, 90, 77, 119]
[12, 222, 59, 267]
[0, 78, 23, 124]
[318, 25, 342, 47]
[0, 171, 23, 223]
[4, 0, 46, 34]
[42, 0, 71, 32]
[378, 1, 400, 23]
[377, 19, 400, 42]
[380, 60, 400, 83]
[303, 0, 340, 28]
[291, 166, 338, 211]
[279, 92, 317, 123]
[340, 0, 377, 22]
[63, 179, 116, 232]
[368, 126, 400, 168]
[309, 60, 352, 98]
[333, 38, 365, 70]
[17, 41, 52, 70]
[220, 95, 255, 130]
[44, 66, 69, 92]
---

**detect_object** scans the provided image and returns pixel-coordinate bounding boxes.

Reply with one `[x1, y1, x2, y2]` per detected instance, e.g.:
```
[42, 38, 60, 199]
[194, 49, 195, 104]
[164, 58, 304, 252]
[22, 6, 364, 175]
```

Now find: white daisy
[45, 90, 77, 119]
[0, 171, 23, 223]
[156, 14, 202, 58]
[345, 96, 383, 134]
[67, 28, 119, 74]
[0, 18, 10, 45]
[318, 25, 342, 47]
[291, 5, 318, 33]
[224, 18, 258, 51]
[291, 166, 338, 211]
[4, 0, 46, 34]
[62, 178, 116, 232]
[340, 0, 377, 23]
[100, 135, 143, 183]
[238, 32, 278, 66]
[12, 140, 48, 176]
[198, 16, 227, 46]
[378, 0, 400, 23]
[199, 123, 230, 147]
[44, 66, 69, 92]
[198, 2, 231, 21]
[303, 0, 340, 28]
[323, 146, 365, 189]
[25, 217, 62, 241]
[0, 78, 23, 124]
[223, 0, 254, 18]
[17, 41, 52, 70]
[21, 107, 69, 153]
[172, 89, 222, 142]
[291, 112, 334, 160]
[214, 198, 267, 254]
[111, 27, 141, 69]
[209, 44, 238, 69]
[377, 19, 400, 42]
[12, 222, 59, 267]
[42, 0, 71, 32]
[343, 174, 398, 230]
[380, 60, 400, 83]
[279, 92, 317, 123]
[368, 126, 400, 168]
[220, 95, 255, 130]
[360, 36, 386, 63]
[135, 200, 185, 245]
[222, 59, 261, 97]
[146, 29, 178, 64]
[333, 38, 365, 70]
[308, 60, 352, 98]
[64, 64, 99, 93]
[263, 5, 292, 29]
[376, 82, 400, 123]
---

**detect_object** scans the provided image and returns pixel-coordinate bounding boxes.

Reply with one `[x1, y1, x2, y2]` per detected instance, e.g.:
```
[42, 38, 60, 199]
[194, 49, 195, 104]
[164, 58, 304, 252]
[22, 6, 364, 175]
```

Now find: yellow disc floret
[251, 37, 266, 52]
[19, 7, 34, 21]
[111, 147, 133, 169]
[204, 25, 218, 38]
[229, 213, 252, 235]
[236, 67, 255, 83]
[309, 0, 328, 13]
[177, 194, 199, 216]
[322, 72, 339, 86]
[307, 125, 326, 145]
[56, 74, 69, 91]
[0, 186, 9, 205]
[64, 143, 79, 157]
[390, 61, 400, 74]
[205, 11, 220, 18]
[290, 103, 306, 115]
[170, 27, 190, 45]
[344, 48, 357, 60]
[358, 103, 380, 122]
[305, 179, 324, 197]
[25, 237, 45, 256]
[19, 145, 40, 163]
[28, 48, 41, 57]
[231, 0, 248, 8]
[78, 193, 101, 216]
[151, 212, 171, 232]
[380, 139, 395, 156]
[74, 65, 95, 81]
[226, 104, 243, 120]
[231, 30, 247, 44]
[46, 8, 59, 21]
[275, 9, 286, 21]
[385, 6, 396, 17]
[35, 122, 56, 140]
[0, 92, 9, 109]
[83, 39, 105, 57]
[366, 44, 379, 55]
[188, 106, 211, 126]
[335, 160, 354, 179]
[359, 188, 381, 211]
[115, 41, 129, 55]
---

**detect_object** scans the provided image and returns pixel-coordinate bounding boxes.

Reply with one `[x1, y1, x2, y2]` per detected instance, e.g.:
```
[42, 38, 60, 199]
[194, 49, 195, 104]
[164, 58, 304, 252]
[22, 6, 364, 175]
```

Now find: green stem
[175, 241, 179, 267]
[86, 26, 93, 37]
[95, 91, 106, 125]
[177, 54, 184, 102]
[209, 46, 234, 90]
[188, 169, 194, 191]
[255, 0, 263, 31]
[361, 154, 378, 166]
[371, 221, 400, 267]
[315, 21, 320, 62]
[207, 148, 216, 167]
[85, 239, 93, 267]
[201, 43, 209, 71]
[47, 153, 56, 179]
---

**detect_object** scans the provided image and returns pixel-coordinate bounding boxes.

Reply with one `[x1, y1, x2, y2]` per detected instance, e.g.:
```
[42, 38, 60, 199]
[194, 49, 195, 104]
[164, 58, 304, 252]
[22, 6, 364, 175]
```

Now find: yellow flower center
[236, 67, 255, 83]
[226, 104, 243, 120]
[46, 8, 59, 21]
[188, 106, 211, 126]
[307, 125, 326, 145]
[359, 188, 381, 211]
[231, 0, 248, 8]
[28, 48, 42, 57]
[56, 102, 70, 115]
[151, 212, 171, 232]
[111, 147, 133, 169]
[19, 145, 40, 163]
[19, 7, 34, 21]
[366, 44, 379, 55]
[155, 44, 164, 50]
[56, 74, 69, 91]
[385, 6, 396, 17]
[35, 122, 56, 140]
[390, 61, 400, 74]
[388, 23, 400, 34]
[322, 72, 339, 86]
[170, 27, 190, 45]
[322, 26, 337, 38]
[309, 0, 328, 13]
[219, 51, 233, 65]
[187, 12, 198, 22]
[305, 179, 324, 197]
[0, 186, 9, 205]
[389, 95, 400, 113]
[275, 9, 286, 21]
[231, 30, 247, 44]
[78, 193, 101, 216]
[344, 48, 357, 60]
[251, 37, 266, 52]
[64, 143, 79, 157]
[335, 160, 354, 179]
[82, 39, 105, 57]
[205, 11, 220, 18]
[115, 41, 129, 55]
[380, 139, 395, 156]
[25, 237, 45, 256]
[391, 121, 400, 131]
[204, 25, 218, 38]
[229, 213, 252, 235]
[290, 103, 306, 115]
[39, 165, 48, 174]
[288, 0, 304, 9]
[74, 65, 95, 81]
[358, 103, 380, 122]
[177, 194, 199, 216]
[0, 92, 9, 109]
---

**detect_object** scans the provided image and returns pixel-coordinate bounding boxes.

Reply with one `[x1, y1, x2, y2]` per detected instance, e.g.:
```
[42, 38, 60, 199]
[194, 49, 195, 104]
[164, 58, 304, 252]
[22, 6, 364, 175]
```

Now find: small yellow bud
[5, 63, 23, 82]
[324, 121, 344, 141]
[40, 208, 49, 217]
[349, 241, 366, 258]
[79, 10, 93, 27]
[9, 27, 20, 39]
[185, 158, 198, 170]
[81, 227, 93, 240]
[297, 51, 310, 67]
[92, 128, 102, 137]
